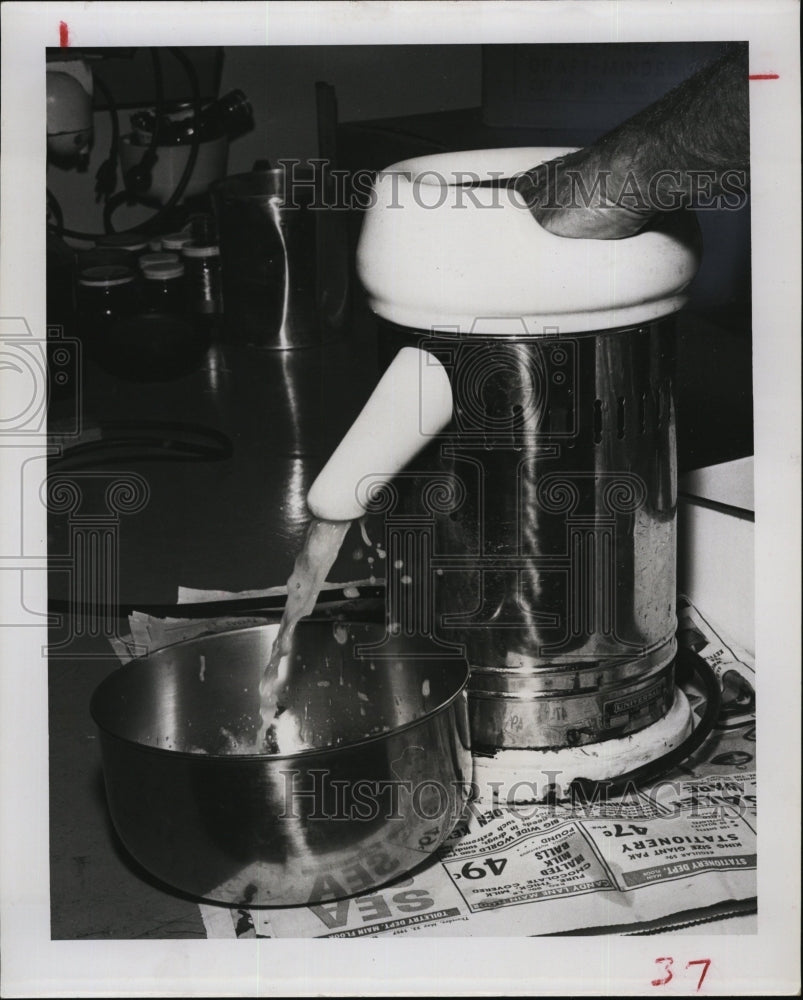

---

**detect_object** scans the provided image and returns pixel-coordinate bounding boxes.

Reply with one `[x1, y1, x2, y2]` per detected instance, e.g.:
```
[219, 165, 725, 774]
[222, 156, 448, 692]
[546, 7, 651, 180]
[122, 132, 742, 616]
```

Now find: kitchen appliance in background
[308, 147, 718, 792]
[211, 163, 350, 350]
[46, 60, 94, 164]
[46, 48, 253, 238]
[119, 89, 253, 206]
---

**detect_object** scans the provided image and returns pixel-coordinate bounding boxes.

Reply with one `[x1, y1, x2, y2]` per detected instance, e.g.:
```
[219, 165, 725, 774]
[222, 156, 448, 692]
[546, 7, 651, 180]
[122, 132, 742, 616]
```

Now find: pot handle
[307, 346, 453, 522]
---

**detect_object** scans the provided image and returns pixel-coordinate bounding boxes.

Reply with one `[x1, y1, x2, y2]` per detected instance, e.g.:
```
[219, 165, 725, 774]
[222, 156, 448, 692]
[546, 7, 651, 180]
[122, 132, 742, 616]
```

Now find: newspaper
[197, 771, 755, 938]
[197, 765, 755, 938]
[108, 579, 378, 663]
[109, 595, 756, 938]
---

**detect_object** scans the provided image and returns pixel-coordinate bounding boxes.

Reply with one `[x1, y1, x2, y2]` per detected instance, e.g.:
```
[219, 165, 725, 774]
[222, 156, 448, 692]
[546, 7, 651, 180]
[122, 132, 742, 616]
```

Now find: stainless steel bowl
[90, 621, 472, 907]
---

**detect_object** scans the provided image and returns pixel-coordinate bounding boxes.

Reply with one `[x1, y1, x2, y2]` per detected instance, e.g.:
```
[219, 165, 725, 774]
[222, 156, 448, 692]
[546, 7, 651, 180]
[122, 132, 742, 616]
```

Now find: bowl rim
[89, 622, 471, 762]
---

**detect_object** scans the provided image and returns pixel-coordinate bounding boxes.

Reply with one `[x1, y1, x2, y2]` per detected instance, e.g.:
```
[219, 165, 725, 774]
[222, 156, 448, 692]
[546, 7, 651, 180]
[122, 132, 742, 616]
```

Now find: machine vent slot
[593, 399, 603, 444]
[658, 382, 669, 429]
[616, 396, 626, 439]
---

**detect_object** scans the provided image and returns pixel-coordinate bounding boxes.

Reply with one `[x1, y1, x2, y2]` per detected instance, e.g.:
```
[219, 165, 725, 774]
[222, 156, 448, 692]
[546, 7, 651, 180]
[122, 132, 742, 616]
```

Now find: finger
[534, 204, 652, 240]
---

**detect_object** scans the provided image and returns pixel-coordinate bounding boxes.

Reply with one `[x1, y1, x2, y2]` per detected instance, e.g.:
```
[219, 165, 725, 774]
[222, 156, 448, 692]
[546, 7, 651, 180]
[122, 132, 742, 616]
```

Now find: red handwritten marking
[687, 959, 712, 992]
[652, 957, 712, 991]
[651, 957, 674, 987]
[749, 73, 779, 79]
[59, 21, 69, 47]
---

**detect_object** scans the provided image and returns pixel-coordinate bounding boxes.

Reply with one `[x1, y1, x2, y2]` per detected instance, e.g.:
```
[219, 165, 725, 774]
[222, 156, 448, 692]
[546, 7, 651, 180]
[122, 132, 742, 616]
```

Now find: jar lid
[78, 264, 136, 287]
[358, 147, 702, 335]
[139, 252, 181, 270]
[161, 232, 194, 250]
[142, 261, 185, 280]
[94, 232, 149, 252]
[182, 243, 220, 258]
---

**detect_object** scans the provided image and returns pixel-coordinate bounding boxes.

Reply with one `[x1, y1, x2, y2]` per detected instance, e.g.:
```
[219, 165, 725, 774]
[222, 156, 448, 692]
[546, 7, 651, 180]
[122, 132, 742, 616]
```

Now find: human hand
[515, 143, 656, 240]
[516, 44, 749, 241]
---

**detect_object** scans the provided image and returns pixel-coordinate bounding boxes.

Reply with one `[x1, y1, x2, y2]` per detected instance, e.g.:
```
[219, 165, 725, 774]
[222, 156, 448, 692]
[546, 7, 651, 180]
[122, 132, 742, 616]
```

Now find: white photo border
[1, 1, 800, 996]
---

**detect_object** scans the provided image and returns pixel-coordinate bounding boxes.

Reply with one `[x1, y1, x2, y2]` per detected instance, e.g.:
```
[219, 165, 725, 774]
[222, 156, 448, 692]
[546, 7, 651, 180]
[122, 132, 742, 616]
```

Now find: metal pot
[90, 621, 471, 907]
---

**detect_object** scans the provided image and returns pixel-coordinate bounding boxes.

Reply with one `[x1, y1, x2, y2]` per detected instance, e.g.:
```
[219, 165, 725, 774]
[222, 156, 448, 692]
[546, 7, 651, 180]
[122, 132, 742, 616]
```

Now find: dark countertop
[47, 302, 753, 939]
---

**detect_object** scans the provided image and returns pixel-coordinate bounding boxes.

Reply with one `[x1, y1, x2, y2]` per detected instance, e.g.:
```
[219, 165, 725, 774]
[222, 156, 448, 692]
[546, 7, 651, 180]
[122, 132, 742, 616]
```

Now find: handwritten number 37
[652, 957, 711, 991]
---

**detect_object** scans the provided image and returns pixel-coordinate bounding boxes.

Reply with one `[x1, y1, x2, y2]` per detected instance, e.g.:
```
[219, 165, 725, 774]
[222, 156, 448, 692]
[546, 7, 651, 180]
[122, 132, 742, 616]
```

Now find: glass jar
[138, 251, 181, 272]
[187, 212, 217, 245]
[76, 264, 139, 334]
[76, 264, 140, 366]
[161, 232, 194, 253]
[142, 260, 186, 314]
[182, 243, 223, 316]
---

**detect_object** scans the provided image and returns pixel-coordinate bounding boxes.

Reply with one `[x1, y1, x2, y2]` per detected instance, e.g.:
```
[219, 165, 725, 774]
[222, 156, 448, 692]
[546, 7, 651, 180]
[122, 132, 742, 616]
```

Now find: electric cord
[567, 647, 724, 801]
[120, 48, 165, 198]
[104, 46, 203, 235]
[48, 420, 234, 469]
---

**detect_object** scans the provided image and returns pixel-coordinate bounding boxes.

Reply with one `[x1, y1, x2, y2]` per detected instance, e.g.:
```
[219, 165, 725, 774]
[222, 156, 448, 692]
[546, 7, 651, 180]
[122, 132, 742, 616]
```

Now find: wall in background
[222, 45, 484, 171]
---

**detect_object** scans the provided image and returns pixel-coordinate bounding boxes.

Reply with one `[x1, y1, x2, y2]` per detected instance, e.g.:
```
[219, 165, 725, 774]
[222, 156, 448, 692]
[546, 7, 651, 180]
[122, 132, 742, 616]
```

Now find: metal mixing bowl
[90, 621, 472, 907]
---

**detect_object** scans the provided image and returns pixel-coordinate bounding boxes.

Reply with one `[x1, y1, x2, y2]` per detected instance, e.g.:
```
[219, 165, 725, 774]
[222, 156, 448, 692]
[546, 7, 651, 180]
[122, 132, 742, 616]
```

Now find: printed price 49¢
[450, 857, 508, 880]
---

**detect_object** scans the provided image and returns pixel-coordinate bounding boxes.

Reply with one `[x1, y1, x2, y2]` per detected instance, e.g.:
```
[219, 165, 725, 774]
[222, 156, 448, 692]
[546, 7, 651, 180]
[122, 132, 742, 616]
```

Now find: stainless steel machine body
[376, 318, 678, 751]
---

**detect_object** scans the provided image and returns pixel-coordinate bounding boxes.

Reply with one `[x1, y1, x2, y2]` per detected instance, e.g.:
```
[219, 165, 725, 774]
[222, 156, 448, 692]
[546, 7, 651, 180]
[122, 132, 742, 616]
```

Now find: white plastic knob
[307, 347, 454, 522]
[357, 147, 701, 334]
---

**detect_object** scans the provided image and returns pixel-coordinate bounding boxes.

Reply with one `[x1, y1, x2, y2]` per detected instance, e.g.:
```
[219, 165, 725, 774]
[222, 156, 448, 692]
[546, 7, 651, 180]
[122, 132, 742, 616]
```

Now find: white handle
[307, 346, 454, 522]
